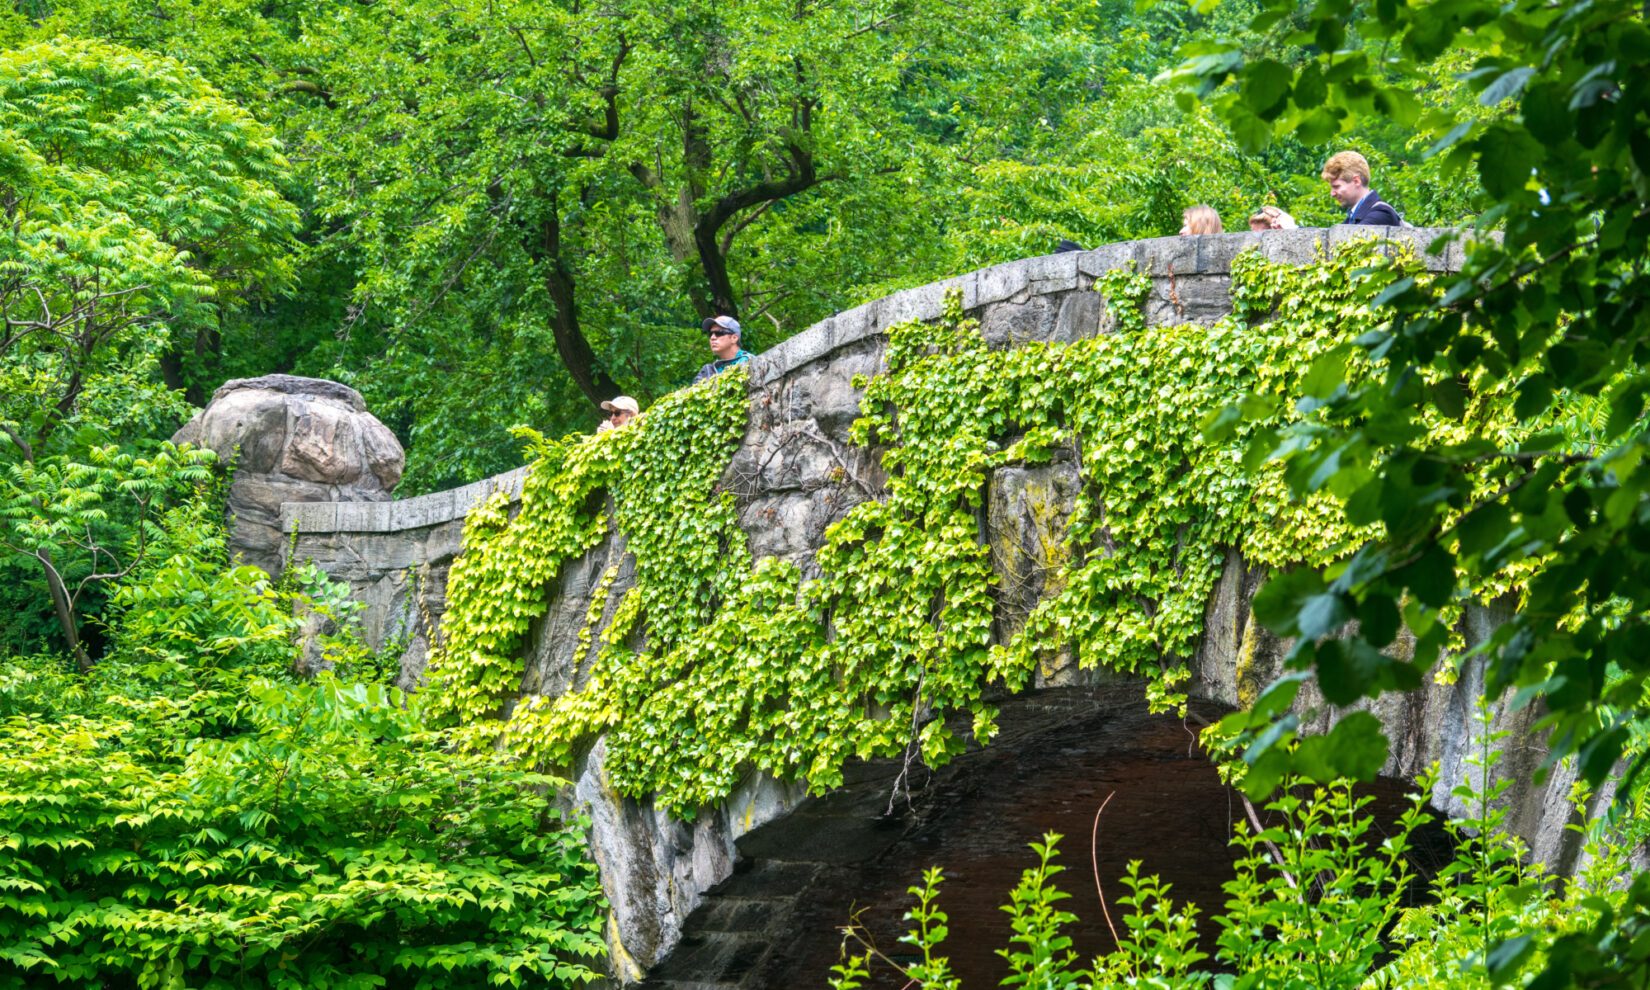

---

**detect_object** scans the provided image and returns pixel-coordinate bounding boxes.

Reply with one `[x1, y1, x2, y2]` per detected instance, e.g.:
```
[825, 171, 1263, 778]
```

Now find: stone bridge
[214, 227, 1626, 987]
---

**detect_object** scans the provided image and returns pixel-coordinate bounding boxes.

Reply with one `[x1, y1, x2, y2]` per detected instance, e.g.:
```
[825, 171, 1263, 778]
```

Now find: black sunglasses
[708, 328, 736, 337]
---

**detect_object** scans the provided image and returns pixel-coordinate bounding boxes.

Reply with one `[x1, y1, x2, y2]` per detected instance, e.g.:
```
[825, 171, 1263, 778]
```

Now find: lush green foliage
[2, 3, 1642, 986]
[831, 713, 1649, 989]
[430, 238, 1566, 814]
[1172, 0, 1650, 836]
[1, 443, 215, 671]
[0, 37, 297, 662]
[0, 484, 606, 988]
[0, 36, 296, 414]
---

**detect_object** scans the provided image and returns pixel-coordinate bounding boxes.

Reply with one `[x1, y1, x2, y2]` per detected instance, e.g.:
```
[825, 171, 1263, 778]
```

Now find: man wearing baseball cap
[692, 315, 753, 385]
[596, 395, 639, 432]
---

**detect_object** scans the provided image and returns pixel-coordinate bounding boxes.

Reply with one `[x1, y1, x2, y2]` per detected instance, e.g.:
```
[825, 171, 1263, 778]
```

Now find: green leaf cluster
[1169, 0, 1650, 807]
[0, 37, 299, 660]
[0, 479, 607, 988]
[15, 0, 1444, 495]
[832, 721, 1648, 990]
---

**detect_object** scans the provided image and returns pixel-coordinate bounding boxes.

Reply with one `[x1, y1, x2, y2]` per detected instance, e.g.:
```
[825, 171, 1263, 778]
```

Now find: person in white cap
[692, 315, 753, 385]
[596, 395, 639, 432]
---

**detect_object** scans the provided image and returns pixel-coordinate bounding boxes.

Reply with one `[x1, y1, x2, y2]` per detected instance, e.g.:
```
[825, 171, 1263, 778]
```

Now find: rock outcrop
[173, 374, 404, 575]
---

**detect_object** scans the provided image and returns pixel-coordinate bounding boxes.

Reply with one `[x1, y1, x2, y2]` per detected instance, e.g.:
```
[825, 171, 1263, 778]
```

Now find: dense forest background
[8, 0, 1480, 483]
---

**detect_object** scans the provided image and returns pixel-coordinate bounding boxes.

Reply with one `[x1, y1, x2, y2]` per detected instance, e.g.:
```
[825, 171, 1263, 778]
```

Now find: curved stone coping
[281, 465, 529, 535]
[745, 224, 1474, 388]
[279, 224, 1482, 536]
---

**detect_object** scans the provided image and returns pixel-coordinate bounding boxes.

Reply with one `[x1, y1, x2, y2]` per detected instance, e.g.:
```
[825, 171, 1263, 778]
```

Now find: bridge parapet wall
[280, 226, 1469, 670]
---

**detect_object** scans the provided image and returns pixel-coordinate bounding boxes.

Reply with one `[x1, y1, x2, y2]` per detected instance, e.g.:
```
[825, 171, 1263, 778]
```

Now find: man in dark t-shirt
[692, 315, 753, 384]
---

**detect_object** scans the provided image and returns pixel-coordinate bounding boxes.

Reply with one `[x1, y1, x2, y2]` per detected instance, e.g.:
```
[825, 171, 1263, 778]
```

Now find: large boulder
[173, 375, 404, 575]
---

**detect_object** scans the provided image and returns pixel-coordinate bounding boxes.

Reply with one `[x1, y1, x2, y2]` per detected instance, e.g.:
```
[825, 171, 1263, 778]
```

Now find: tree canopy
[13, 0, 1430, 490]
[0, 38, 296, 667]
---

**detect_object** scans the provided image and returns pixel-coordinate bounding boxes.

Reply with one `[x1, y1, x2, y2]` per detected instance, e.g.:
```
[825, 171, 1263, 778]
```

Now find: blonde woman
[1179, 205, 1222, 235]
[1247, 205, 1299, 230]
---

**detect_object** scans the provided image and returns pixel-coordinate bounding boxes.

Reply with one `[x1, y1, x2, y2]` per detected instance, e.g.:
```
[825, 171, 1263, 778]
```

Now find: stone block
[704, 933, 770, 983]
[281, 400, 364, 485]
[1023, 251, 1079, 293]
[335, 500, 392, 532]
[744, 351, 782, 390]
[282, 501, 337, 533]
[1138, 235, 1198, 276]
[878, 282, 947, 329]
[339, 531, 432, 571]
[199, 388, 289, 472]
[228, 517, 281, 554]
[775, 437, 842, 493]
[741, 494, 816, 558]
[987, 460, 1080, 670]
[830, 298, 882, 352]
[754, 317, 835, 387]
[1190, 547, 1258, 703]
[1144, 274, 1232, 326]
[976, 258, 1034, 306]
[183, 375, 405, 575]
[726, 773, 810, 842]
[389, 488, 457, 530]
[360, 416, 404, 492]
[1076, 240, 1142, 277]
[232, 476, 332, 516]
[979, 294, 1061, 349]
[1179, 274, 1233, 322]
[1195, 231, 1264, 273]
[1256, 227, 1325, 265]
[810, 359, 878, 444]
[450, 478, 492, 516]
[1054, 289, 1103, 343]
[722, 439, 773, 500]
[426, 520, 465, 562]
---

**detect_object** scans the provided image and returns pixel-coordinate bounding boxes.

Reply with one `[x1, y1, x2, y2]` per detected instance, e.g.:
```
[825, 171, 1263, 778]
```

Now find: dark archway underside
[643, 685, 1452, 988]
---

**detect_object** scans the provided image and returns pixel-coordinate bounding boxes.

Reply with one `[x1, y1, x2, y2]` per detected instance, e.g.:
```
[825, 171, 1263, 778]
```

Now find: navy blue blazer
[1348, 191, 1402, 226]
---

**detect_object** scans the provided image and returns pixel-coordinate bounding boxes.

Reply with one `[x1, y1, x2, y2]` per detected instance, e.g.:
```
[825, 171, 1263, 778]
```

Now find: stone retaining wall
[281, 466, 528, 690]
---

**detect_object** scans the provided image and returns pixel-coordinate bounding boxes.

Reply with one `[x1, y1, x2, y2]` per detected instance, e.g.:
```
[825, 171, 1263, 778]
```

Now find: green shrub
[0, 483, 606, 988]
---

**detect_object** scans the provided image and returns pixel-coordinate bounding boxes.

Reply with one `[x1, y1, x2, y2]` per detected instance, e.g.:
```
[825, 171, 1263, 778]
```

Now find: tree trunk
[37, 551, 92, 673]
[692, 140, 819, 323]
[694, 223, 741, 319]
[527, 211, 619, 405]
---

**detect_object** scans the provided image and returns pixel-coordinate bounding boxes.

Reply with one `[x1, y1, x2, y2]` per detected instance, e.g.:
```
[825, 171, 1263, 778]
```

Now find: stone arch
[637, 686, 1458, 989]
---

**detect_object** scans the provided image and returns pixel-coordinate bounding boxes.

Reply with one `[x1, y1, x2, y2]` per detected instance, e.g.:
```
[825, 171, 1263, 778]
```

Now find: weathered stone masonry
[247, 227, 1636, 987]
